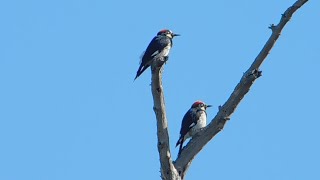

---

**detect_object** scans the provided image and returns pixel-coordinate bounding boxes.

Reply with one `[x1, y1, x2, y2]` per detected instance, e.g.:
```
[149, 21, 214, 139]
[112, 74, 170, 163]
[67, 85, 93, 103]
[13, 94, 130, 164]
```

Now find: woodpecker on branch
[134, 29, 180, 80]
[176, 101, 212, 156]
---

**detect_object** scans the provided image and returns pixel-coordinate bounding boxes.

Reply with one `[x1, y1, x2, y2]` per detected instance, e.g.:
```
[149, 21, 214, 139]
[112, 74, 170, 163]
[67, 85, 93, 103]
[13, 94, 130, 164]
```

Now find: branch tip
[269, 24, 276, 31]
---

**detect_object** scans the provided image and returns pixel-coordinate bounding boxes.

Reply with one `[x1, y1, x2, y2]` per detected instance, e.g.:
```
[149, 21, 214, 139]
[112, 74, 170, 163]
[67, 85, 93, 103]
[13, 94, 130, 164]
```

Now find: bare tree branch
[151, 59, 180, 180]
[150, 0, 308, 179]
[173, 0, 308, 177]
[250, 0, 308, 70]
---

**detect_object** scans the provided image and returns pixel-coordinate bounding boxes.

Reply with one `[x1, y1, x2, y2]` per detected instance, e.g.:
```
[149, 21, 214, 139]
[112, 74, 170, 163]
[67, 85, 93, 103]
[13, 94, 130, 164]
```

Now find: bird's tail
[176, 136, 184, 157]
[175, 137, 181, 147]
[134, 65, 149, 80]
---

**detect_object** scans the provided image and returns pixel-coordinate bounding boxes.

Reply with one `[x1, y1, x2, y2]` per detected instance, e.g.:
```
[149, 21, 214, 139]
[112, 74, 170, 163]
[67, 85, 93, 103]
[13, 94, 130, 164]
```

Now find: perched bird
[134, 29, 180, 80]
[176, 101, 212, 156]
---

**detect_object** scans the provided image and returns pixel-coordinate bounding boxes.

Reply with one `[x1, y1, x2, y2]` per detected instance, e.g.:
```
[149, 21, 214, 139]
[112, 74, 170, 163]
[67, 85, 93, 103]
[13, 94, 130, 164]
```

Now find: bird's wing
[135, 37, 160, 79]
[179, 110, 197, 138]
[135, 36, 170, 80]
[175, 109, 197, 151]
[140, 36, 169, 64]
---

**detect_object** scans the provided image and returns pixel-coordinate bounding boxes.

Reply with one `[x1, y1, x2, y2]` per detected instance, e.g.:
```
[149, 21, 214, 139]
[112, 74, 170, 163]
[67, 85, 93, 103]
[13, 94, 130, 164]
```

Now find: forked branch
[150, 0, 308, 179]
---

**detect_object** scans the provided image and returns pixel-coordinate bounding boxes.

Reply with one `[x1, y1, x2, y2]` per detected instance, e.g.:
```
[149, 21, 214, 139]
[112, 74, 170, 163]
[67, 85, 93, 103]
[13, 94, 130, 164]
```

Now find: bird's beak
[206, 105, 212, 108]
[172, 33, 180, 37]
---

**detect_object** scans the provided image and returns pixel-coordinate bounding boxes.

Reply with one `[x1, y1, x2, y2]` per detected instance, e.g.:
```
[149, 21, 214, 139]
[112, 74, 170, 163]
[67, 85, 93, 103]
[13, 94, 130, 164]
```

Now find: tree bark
[151, 59, 181, 180]
[150, 0, 308, 179]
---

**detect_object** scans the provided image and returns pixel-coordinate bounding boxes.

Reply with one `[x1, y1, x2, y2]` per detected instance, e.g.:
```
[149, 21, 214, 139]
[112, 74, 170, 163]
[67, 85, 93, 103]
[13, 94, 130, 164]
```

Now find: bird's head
[157, 29, 180, 39]
[191, 101, 212, 111]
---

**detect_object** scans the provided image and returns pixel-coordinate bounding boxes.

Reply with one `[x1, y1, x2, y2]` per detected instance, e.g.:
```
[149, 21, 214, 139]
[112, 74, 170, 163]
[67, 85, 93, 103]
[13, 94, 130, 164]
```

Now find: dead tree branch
[151, 59, 181, 180]
[174, 0, 308, 177]
[150, 0, 308, 179]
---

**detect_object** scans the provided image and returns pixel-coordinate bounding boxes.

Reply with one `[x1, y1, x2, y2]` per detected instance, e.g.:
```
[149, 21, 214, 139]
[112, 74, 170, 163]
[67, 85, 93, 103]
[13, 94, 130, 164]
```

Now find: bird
[176, 101, 211, 156]
[134, 29, 180, 80]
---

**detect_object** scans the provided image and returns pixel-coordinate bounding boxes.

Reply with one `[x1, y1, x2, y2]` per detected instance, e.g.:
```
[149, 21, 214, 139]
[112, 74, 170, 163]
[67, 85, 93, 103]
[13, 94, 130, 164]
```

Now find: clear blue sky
[0, 0, 319, 180]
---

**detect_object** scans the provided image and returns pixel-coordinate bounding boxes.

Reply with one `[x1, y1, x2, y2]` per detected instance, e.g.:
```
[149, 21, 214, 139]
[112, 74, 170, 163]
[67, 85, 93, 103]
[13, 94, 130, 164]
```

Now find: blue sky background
[0, 0, 319, 180]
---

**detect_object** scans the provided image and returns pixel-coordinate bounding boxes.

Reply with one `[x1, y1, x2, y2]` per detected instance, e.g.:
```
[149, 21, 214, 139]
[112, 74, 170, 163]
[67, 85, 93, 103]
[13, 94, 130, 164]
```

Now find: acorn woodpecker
[176, 101, 212, 156]
[134, 29, 180, 80]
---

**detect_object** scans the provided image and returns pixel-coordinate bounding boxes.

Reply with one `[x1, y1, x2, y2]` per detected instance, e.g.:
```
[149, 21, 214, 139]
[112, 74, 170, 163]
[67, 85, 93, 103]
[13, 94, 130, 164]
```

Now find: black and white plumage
[134, 29, 180, 80]
[176, 101, 212, 156]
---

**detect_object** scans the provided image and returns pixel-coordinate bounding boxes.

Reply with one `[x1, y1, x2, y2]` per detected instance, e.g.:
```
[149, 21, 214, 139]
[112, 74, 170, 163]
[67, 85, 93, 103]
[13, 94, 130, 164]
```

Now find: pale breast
[186, 111, 207, 138]
[161, 45, 171, 57]
[194, 111, 207, 129]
